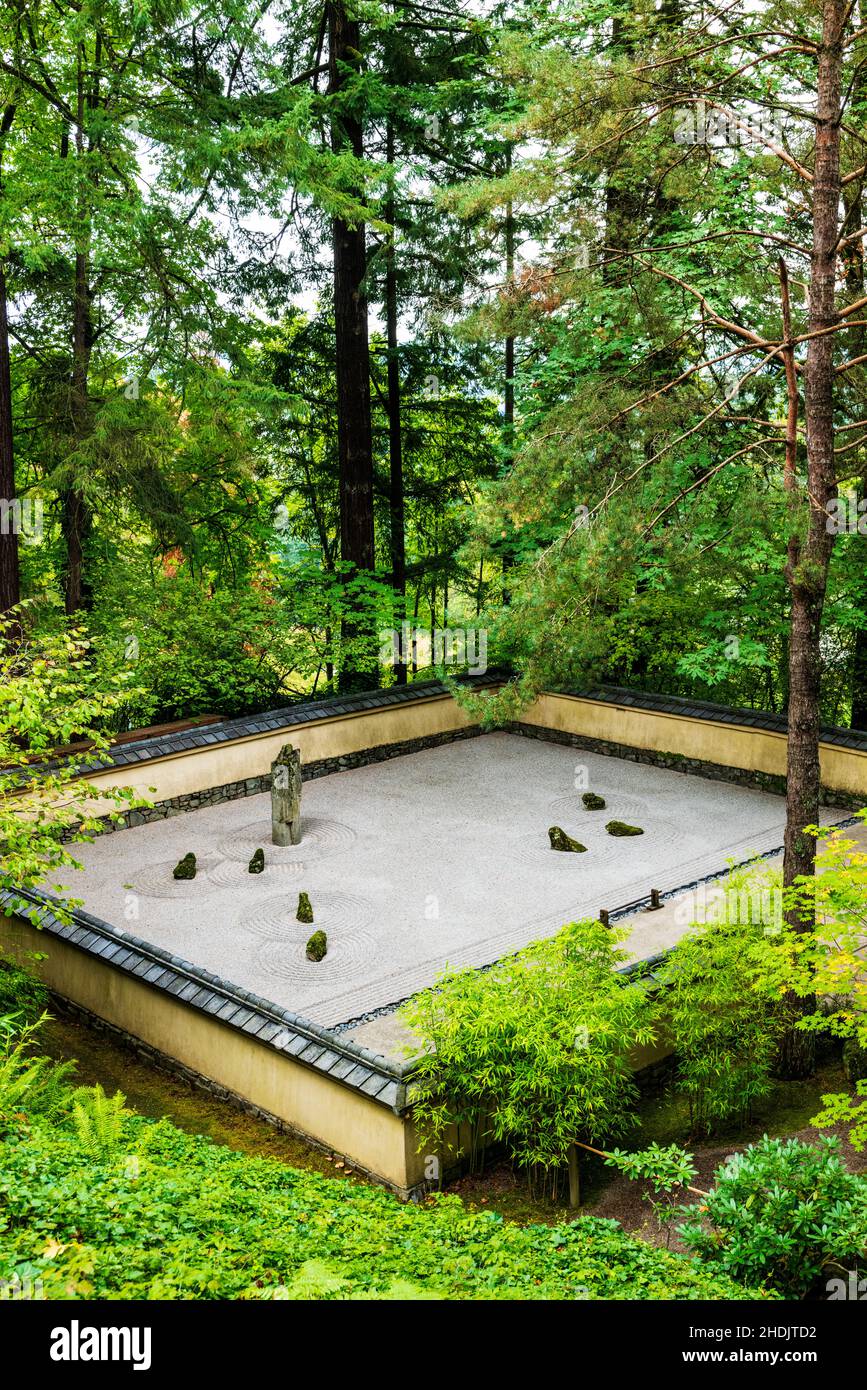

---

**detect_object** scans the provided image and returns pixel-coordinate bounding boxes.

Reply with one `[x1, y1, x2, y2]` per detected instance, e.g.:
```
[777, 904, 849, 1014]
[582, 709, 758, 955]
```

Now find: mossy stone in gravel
[248, 848, 265, 874]
[582, 792, 606, 810]
[306, 930, 327, 962]
[172, 852, 196, 880]
[606, 820, 644, 837]
[296, 891, 314, 924]
[548, 826, 587, 853]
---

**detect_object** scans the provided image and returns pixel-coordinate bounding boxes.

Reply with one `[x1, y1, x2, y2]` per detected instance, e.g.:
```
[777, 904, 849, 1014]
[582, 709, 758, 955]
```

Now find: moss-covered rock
[248, 848, 265, 875]
[296, 891, 314, 924]
[306, 930, 327, 962]
[548, 826, 587, 853]
[605, 821, 644, 837]
[173, 852, 197, 881]
[582, 792, 606, 810]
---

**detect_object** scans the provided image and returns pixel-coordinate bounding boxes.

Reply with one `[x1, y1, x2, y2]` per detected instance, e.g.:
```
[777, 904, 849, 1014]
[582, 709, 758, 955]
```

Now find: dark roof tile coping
[70, 670, 508, 775]
[565, 684, 867, 750]
[1, 887, 416, 1107]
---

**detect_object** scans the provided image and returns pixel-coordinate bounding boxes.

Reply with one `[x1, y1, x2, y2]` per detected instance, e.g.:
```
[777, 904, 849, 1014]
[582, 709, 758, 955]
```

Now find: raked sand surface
[67, 732, 852, 1032]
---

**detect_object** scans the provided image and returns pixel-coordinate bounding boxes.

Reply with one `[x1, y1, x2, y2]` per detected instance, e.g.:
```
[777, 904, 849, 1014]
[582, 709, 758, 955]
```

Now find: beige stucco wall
[0, 914, 422, 1194]
[521, 692, 867, 799]
[82, 694, 478, 814]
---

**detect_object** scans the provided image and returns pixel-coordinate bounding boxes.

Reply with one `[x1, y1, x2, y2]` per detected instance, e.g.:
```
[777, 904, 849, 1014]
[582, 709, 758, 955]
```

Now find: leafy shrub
[0, 1019, 75, 1133]
[784, 816, 867, 1148]
[401, 920, 656, 1197]
[0, 1112, 768, 1300]
[70, 1085, 131, 1157]
[659, 865, 791, 1132]
[677, 1135, 867, 1297]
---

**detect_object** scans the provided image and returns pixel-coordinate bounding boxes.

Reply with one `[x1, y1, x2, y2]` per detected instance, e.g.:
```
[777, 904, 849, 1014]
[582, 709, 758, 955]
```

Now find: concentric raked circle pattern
[217, 817, 356, 865]
[239, 889, 374, 942]
[253, 925, 378, 985]
[547, 791, 651, 826]
[514, 830, 625, 869]
[206, 856, 303, 888]
[125, 857, 223, 899]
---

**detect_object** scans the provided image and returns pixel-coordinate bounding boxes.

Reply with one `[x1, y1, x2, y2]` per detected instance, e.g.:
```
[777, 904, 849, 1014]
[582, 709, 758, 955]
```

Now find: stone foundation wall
[89, 724, 483, 835]
[508, 721, 864, 810]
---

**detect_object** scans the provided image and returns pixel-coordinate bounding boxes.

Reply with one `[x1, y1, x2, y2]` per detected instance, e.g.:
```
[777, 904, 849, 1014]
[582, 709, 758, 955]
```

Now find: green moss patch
[296, 891, 314, 924]
[605, 821, 644, 837]
[172, 852, 197, 880]
[548, 826, 587, 853]
[582, 792, 606, 810]
[306, 930, 327, 962]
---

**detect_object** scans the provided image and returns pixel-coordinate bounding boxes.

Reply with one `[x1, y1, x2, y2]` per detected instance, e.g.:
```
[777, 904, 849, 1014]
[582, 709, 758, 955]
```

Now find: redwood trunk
[0, 103, 19, 619]
[328, 2, 376, 690]
[0, 258, 19, 617]
[385, 119, 406, 683]
[64, 246, 93, 615]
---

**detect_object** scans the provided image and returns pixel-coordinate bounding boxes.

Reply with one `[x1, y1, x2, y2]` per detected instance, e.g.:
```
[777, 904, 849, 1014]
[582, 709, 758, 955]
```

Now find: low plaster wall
[516, 692, 867, 805]
[0, 912, 427, 1198]
[10, 681, 867, 1195]
[85, 695, 481, 824]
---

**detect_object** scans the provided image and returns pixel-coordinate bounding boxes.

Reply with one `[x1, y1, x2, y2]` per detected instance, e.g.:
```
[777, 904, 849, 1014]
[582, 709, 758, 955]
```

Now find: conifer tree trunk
[328, 2, 376, 690]
[0, 259, 18, 618]
[0, 104, 19, 618]
[779, 0, 845, 1076]
[385, 118, 406, 682]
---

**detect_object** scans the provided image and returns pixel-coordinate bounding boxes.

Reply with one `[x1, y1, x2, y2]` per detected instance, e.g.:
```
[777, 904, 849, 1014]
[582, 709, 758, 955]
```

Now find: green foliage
[70, 1085, 131, 1159]
[0, 960, 50, 1034]
[782, 816, 867, 1149]
[659, 865, 791, 1133]
[0, 612, 143, 911]
[401, 920, 655, 1186]
[606, 1142, 699, 1196]
[0, 1110, 766, 1301]
[93, 573, 310, 724]
[0, 1018, 75, 1135]
[677, 1136, 867, 1298]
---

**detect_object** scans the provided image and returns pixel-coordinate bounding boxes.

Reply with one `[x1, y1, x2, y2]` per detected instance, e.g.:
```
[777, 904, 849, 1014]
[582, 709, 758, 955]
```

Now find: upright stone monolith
[271, 743, 302, 846]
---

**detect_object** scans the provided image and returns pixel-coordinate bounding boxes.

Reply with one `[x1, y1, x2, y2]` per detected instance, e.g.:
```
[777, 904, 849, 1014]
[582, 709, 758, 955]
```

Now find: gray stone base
[508, 721, 863, 810]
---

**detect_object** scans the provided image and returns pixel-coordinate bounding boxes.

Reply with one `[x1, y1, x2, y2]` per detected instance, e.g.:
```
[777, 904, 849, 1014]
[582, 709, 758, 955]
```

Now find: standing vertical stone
[271, 743, 302, 846]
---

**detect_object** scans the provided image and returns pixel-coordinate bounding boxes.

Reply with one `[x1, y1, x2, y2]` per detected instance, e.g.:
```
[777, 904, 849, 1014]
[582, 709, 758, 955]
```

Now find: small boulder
[173, 852, 196, 880]
[248, 847, 265, 874]
[548, 826, 587, 853]
[306, 930, 327, 962]
[296, 891, 314, 923]
[606, 820, 643, 837]
[582, 792, 606, 810]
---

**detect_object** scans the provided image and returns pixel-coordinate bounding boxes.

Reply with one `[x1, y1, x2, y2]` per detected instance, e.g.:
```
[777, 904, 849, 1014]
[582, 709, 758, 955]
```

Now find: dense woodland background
[1, 0, 866, 735]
